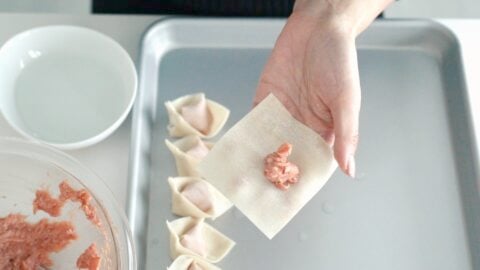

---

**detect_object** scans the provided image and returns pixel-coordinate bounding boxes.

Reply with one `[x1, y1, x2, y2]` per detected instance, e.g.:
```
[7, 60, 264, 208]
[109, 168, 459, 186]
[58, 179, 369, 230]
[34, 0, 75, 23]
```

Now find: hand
[254, 0, 392, 177]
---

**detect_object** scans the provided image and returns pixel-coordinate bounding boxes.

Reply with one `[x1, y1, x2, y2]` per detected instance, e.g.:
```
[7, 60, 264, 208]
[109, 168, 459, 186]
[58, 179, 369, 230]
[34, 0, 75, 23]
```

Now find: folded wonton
[167, 255, 221, 270]
[168, 177, 232, 219]
[166, 136, 214, 177]
[166, 217, 235, 263]
[165, 93, 230, 138]
[198, 94, 338, 239]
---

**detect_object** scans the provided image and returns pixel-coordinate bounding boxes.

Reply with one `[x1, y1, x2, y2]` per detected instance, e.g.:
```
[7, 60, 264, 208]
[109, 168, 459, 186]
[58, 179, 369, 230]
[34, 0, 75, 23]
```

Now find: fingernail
[346, 155, 356, 178]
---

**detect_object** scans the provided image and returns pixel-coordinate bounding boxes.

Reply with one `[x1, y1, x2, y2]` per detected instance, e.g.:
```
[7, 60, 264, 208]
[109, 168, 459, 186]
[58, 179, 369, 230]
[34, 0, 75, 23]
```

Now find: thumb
[329, 39, 362, 178]
[333, 96, 360, 177]
[331, 90, 361, 178]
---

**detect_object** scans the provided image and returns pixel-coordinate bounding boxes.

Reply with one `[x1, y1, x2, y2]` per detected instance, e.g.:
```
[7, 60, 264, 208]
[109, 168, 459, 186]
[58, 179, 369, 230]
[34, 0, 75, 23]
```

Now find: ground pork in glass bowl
[0, 138, 136, 269]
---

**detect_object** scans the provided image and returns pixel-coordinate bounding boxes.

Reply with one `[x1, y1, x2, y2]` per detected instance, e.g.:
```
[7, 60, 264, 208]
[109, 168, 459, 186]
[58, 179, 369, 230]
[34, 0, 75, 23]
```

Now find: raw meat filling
[33, 180, 101, 226]
[0, 214, 77, 270]
[264, 143, 300, 190]
[76, 244, 101, 270]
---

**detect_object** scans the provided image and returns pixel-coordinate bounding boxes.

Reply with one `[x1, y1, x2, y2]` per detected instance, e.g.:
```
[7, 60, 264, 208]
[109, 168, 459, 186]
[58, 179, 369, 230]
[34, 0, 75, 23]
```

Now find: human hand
[254, 0, 392, 177]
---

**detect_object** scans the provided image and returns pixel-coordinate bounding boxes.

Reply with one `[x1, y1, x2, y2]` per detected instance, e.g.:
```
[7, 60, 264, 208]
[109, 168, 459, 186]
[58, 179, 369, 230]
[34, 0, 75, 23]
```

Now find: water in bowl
[14, 53, 128, 144]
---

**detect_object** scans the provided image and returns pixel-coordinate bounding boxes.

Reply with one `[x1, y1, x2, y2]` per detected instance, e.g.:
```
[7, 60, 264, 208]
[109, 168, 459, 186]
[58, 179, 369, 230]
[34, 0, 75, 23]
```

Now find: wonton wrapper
[198, 94, 337, 239]
[165, 93, 230, 138]
[167, 255, 221, 270]
[166, 217, 235, 263]
[169, 177, 232, 219]
[180, 222, 206, 257]
[166, 136, 214, 177]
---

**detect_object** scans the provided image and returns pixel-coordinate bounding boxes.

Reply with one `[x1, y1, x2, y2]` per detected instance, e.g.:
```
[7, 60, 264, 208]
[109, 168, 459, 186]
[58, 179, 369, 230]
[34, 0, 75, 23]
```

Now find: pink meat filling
[0, 214, 77, 270]
[264, 143, 300, 190]
[33, 181, 101, 227]
[180, 223, 206, 257]
[180, 95, 212, 134]
[76, 244, 101, 270]
[181, 181, 213, 212]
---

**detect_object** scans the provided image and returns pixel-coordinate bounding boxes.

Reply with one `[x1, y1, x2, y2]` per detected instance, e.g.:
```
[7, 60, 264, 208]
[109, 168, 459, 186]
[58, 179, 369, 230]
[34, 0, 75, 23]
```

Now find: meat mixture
[0, 214, 77, 270]
[33, 190, 63, 217]
[76, 244, 101, 270]
[264, 143, 300, 190]
[33, 180, 101, 226]
[1, 180, 103, 269]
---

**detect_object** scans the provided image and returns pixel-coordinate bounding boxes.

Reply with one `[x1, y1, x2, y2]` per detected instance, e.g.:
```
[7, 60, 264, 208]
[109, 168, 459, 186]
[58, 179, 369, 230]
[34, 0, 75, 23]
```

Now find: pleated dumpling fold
[165, 93, 230, 138]
[166, 217, 235, 263]
[165, 135, 213, 177]
[168, 177, 232, 219]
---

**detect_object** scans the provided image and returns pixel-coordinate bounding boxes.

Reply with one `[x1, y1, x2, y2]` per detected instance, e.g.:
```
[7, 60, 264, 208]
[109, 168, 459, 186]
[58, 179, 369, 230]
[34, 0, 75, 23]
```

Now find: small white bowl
[0, 25, 137, 149]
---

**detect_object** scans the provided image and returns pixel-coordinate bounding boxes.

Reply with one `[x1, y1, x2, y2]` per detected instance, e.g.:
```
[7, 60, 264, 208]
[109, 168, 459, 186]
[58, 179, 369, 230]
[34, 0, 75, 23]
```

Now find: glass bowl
[0, 138, 136, 269]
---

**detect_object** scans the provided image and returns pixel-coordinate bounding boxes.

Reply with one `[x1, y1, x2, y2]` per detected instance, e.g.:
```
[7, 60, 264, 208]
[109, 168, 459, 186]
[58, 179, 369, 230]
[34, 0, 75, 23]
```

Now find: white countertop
[0, 14, 478, 210]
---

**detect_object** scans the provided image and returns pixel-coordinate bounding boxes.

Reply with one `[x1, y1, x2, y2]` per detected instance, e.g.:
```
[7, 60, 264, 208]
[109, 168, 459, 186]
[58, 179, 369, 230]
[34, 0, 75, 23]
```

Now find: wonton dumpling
[165, 136, 214, 177]
[168, 177, 232, 219]
[166, 217, 235, 263]
[165, 93, 230, 138]
[180, 222, 206, 257]
[180, 94, 210, 134]
[182, 181, 212, 212]
[167, 255, 221, 270]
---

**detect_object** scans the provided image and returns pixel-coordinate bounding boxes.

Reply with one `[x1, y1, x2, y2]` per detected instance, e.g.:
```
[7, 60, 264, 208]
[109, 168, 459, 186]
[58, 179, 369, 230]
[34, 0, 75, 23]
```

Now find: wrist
[293, 0, 331, 18]
[292, 0, 393, 37]
[291, 0, 359, 38]
[290, 5, 357, 40]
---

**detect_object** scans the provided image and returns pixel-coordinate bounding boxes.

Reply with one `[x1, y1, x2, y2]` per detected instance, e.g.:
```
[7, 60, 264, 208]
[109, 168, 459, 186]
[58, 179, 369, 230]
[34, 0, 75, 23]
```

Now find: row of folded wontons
[164, 93, 235, 270]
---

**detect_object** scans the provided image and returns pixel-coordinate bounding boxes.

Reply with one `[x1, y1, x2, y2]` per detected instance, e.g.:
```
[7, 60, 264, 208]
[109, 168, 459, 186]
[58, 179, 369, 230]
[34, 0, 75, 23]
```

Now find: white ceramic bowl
[0, 26, 137, 149]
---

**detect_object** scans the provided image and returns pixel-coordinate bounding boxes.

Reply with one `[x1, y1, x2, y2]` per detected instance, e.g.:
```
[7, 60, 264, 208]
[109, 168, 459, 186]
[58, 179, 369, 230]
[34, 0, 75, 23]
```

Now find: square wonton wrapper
[198, 94, 337, 239]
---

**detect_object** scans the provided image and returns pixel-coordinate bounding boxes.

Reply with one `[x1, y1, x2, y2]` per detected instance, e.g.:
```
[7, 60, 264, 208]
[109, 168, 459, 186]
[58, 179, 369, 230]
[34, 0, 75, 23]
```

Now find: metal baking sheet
[128, 18, 480, 270]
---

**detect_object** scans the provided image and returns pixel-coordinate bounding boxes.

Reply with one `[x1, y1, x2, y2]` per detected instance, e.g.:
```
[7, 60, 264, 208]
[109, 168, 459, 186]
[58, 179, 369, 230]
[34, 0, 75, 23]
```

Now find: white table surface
[0, 14, 478, 211]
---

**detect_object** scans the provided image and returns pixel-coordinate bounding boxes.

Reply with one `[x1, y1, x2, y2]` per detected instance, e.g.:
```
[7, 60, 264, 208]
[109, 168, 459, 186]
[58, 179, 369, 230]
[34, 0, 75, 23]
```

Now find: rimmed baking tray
[128, 18, 480, 270]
